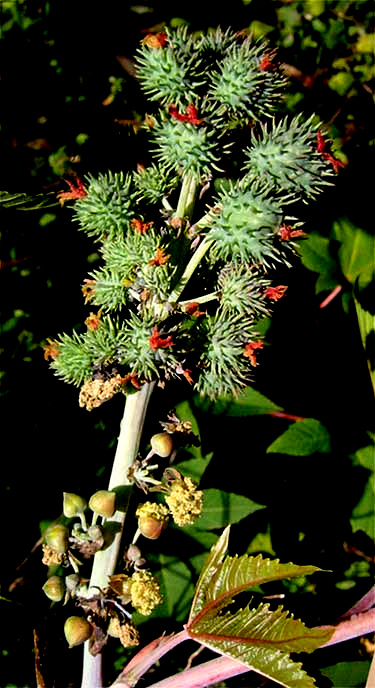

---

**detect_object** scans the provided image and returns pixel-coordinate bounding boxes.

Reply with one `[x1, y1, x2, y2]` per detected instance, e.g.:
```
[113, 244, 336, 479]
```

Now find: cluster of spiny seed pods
[44, 27, 341, 405]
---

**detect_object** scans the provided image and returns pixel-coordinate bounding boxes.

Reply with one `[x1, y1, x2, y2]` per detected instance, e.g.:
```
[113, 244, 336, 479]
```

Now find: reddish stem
[268, 411, 306, 422]
[319, 285, 342, 309]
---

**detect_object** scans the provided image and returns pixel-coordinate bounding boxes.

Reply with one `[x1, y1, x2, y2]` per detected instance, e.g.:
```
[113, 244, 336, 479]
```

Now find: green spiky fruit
[152, 119, 221, 178]
[74, 172, 137, 241]
[133, 164, 179, 204]
[207, 40, 286, 122]
[135, 28, 201, 106]
[208, 185, 284, 266]
[196, 313, 256, 399]
[242, 115, 335, 202]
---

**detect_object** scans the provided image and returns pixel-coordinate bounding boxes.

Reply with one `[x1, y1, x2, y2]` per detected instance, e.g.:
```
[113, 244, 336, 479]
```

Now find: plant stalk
[81, 382, 155, 688]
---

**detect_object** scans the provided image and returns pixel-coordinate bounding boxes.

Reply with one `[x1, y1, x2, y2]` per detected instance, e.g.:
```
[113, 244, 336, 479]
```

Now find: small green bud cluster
[45, 26, 340, 402]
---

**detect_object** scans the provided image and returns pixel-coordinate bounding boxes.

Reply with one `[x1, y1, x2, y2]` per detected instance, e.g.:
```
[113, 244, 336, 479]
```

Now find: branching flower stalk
[41, 26, 346, 688]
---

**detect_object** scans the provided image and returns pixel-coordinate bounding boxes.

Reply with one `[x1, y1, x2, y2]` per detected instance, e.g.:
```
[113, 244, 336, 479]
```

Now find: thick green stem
[81, 382, 155, 688]
[175, 172, 199, 222]
[167, 237, 213, 305]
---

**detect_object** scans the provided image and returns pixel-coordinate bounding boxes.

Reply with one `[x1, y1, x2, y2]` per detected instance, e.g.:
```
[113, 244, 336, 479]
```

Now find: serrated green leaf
[190, 526, 230, 621]
[174, 453, 213, 482]
[190, 601, 331, 654]
[187, 530, 332, 688]
[194, 386, 283, 416]
[332, 218, 374, 287]
[266, 419, 331, 456]
[191, 552, 323, 621]
[0, 190, 58, 210]
[197, 489, 265, 530]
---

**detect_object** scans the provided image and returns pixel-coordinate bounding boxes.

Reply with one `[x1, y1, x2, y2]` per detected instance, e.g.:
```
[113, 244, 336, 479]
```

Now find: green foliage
[195, 489, 264, 530]
[267, 419, 331, 456]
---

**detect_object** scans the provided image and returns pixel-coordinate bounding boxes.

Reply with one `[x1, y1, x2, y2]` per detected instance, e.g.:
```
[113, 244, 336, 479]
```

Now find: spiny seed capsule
[64, 616, 93, 648]
[88, 490, 117, 518]
[44, 523, 69, 553]
[150, 432, 173, 458]
[63, 492, 87, 518]
[42, 575, 65, 602]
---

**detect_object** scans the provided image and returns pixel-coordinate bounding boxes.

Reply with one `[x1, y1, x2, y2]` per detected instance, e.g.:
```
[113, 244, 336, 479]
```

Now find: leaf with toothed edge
[186, 527, 334, 688]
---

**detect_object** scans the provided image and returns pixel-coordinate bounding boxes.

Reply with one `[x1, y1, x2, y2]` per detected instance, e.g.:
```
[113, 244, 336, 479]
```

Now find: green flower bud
[63, 492, 87, 518]
[88, 490, 117, 518]
[64, 616, 93, 648]
[44, 523, 69, 554]
[42, 575, 65, 602]
[150, 432, 173, 458]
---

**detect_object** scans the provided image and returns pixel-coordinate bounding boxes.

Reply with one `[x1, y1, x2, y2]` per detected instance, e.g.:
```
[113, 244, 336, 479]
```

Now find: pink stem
[319, 284, 342, 309]
[108, 630, 191, 688]
[268, 411, 306, 422]
[139, 655, 249, 688]
[318, 609, 375, 647]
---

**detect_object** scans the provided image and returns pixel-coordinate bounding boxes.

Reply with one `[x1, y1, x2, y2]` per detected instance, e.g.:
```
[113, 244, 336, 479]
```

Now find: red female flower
[131, 218, 154, 235]
[149, 326, 174, 351]
[57, 177, 87, 206]
[317, 131, 345, 173]
[85, 311, 102, 331]
[265, 285, 288, 301]
[42, 338, 60, 361]
[243, 340, 264, 366]
[142, 32, 168, 48]
[278, 225, 305, 241]
[168, 104, 203, 125]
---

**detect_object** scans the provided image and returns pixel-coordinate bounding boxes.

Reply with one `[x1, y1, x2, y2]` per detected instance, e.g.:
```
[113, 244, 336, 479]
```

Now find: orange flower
[265, 285, 288, 302]
[243, 340, 264, 366]
[149, 326, 174, 350]
[42, 338, 60, 361]
[142, 32, 168, 48]
[85, 311, 102, 330]
[148, 247, 170, 266]
[82, 279, 96, 304]
[183, 302, 205, 317]
[57, 177, 87, 206]
[278, 225, 305, 241]
[131, 218, 154, 235]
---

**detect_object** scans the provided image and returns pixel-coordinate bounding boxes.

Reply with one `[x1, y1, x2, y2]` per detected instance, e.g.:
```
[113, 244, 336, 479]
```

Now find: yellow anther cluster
[165, 477, 203, 527]
[130, 570, 162, 616]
